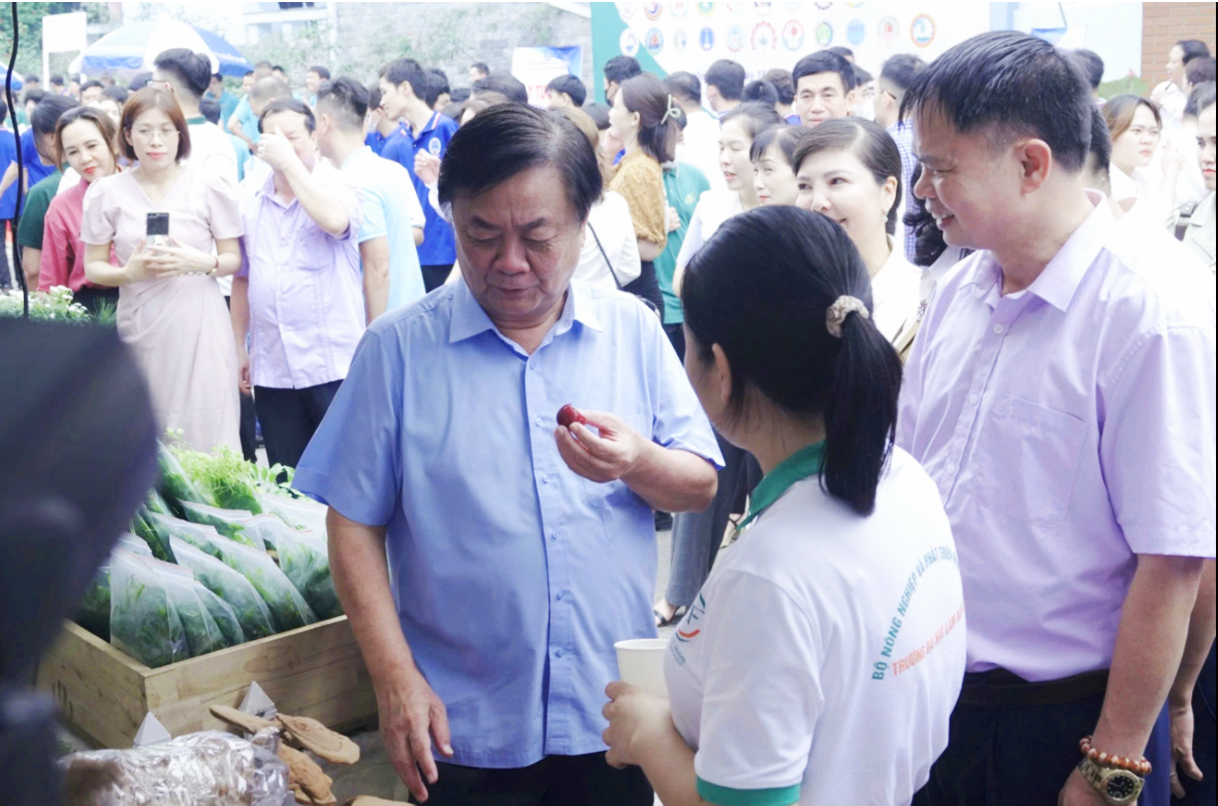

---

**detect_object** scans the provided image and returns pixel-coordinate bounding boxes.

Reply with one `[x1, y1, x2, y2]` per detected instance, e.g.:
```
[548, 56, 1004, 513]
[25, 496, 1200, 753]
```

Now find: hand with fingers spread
[554, 408, 646, 484]
[377, 667, 454, 803]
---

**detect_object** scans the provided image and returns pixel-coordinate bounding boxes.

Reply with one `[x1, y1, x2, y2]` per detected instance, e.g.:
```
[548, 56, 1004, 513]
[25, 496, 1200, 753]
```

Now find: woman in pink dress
[83, 88, 244, 453]
[39, 105, 122, 315]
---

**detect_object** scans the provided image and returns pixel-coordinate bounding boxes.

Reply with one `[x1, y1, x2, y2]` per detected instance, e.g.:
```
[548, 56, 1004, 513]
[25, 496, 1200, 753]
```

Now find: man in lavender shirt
[230, 98, 365, 470]
[899, 32, 1215, 806]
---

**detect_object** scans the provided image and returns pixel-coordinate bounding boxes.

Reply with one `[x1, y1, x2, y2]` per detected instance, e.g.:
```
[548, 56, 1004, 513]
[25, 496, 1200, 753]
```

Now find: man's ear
[1017, 138, 1054, 193]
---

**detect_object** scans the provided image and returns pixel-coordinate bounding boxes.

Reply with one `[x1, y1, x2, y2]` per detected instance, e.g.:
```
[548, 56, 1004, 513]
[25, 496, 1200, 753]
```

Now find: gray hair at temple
[437, 103, 602, 223]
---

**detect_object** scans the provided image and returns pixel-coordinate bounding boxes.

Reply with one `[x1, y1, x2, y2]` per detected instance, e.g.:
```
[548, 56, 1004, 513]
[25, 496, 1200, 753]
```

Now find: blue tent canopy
[72, 20, 252, 79]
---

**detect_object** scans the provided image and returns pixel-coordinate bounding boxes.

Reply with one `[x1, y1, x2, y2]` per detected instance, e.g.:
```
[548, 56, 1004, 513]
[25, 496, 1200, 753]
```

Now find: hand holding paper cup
[614, 638, 669, 697]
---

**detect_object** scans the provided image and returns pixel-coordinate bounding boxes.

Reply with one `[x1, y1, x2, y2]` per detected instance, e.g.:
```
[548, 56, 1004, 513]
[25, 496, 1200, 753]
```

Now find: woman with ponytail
[604, 206, 966, 806]
[607, 73, 679, 313]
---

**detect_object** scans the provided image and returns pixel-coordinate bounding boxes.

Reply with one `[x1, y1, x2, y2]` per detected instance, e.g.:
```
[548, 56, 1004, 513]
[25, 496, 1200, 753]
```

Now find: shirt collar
[185, 116, 206, 125]
[959, 190, 1114, 313]
[737, 441, 826, 532]
[449, 279, 603, 345]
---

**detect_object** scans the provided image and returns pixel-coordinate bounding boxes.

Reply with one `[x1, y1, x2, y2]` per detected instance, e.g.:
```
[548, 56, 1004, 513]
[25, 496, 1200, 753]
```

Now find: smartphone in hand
[146, 212, 170, 249]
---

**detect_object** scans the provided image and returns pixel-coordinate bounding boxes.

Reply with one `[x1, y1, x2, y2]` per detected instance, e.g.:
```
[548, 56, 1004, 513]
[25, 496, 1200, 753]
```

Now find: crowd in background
[0, 27, 1215, 806]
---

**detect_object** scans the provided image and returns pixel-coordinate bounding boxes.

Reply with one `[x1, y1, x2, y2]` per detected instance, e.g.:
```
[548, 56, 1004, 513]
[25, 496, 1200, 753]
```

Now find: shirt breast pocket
[295, 228, 334, 271]
[583, 412, 653, 510]
[971, 394, 1087, 527]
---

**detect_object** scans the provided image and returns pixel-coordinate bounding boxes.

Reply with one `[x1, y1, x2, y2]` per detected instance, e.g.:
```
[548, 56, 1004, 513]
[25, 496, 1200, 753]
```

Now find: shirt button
[535, 416, 544, 427]
[528, 363, 536, 371]
[968, 393, 979, 405]
[945, 461, 957, 474]
[993, 324, 1005, 335]
[549, 531, 558, 541]
[556, 590, 565, 600]
[541, 474, 550, 484]
[555, 648, 564, 658]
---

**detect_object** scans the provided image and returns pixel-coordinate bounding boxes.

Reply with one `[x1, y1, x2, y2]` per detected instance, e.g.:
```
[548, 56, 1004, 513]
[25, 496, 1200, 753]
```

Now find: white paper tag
[239, 681, 278, 721]
[132, 712, 172, 746]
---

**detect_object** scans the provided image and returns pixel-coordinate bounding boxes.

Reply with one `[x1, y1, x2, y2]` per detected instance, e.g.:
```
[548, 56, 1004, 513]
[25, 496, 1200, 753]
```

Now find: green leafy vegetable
[75, 568, 111, 641]
[131, 507, 176, 563]
[177, 501, 262, 549]
[244, 516, 342, 619]
[156, 563, 228, 658]
[109, 550, 189, 668]
[169, 535, 276, 641]
[197, 586, 244, 646]
[156, 441, 214, 516]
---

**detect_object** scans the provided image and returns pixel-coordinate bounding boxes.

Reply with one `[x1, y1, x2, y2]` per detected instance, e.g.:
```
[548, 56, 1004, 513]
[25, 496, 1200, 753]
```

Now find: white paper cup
[614, 638, 669, 697]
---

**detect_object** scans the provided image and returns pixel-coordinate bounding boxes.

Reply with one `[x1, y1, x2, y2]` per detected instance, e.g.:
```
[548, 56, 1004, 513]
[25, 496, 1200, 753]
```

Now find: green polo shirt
[16, 169, 64, 250]
[655, 162, 710, 326]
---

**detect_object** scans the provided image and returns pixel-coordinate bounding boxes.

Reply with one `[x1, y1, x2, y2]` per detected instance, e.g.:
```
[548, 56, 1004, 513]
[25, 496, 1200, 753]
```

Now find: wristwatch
[1077, 756, 1144, 805]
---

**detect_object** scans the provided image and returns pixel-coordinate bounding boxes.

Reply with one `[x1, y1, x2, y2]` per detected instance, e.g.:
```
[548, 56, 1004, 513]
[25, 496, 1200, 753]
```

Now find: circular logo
[699, 26, 715, 50]
[673, 29, 689, 50]
[753, 1, 773, 14]
[782, 19, 805, 51]
[618, 2, 636, 20]
[725, 1, 745, 13]
[685, 192, 696, 205]
[698, 2, 715, 17]
[428, 137, 441, 156]
[671, 1, 691, 17]
[752, 21, 776, 50]
[726, 23, 746, 52]
[644, 2, 663, 20]
[645, 27, 665, 55]
[814, 1, 833, 9]
[911, 13, 935, 47]
[620, 28, 640, 56]
[847, 18, 865, 45]
[877, 15, 899, 44]
[815, 20, 833, 46]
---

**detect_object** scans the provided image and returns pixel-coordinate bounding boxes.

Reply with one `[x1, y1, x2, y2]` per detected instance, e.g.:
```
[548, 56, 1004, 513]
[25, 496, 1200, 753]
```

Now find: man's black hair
[826, 46, 854, 61]
[316, 77, 369, 130]
[705, 59, 746, 100]
[272, 65, 286, 74]
[763, 69, 795, 105]
[742, 79, 779, 106]
[879, 54, 926, 100]
[471, 62, 490, 75]
[1070, 49, 1104, 90]
[153, 48, 212, 98]
[243, 69, 255, 78]
[23, 74, 39, 84]
[81, 80, 104, 93]
[603, 55, 642, 85]
[199, 98, 221, 125]
[308, 65, 331, 80]
[0, 100, 6, 126]
[438, 103, 601, 224]
[547, 74, 587, 107]
[1086, 105, 1111, 181]
[103, 85, 129, 104]
[424, 69, 451, 107]
[128, 72, 152, 91]
[451, 87, 471, 103]
[380, 58, 429, 99]
[49, 75, 64, 87]
[900, 31, 1092, 173]
[473, 74, 528, 105]
[793, 51, 855, 92]
[31, 94, 77, 137]
[258, 97, 316, 134]
[852, 65, 873, 86]
[665, 71, 702, 105]
[1179, 39, 1211, 65]
[582, 102, 611, 130]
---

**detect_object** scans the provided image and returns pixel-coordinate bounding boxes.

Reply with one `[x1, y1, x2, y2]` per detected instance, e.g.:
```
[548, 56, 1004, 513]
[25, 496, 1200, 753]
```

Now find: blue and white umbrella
[69, 19, 252, 78]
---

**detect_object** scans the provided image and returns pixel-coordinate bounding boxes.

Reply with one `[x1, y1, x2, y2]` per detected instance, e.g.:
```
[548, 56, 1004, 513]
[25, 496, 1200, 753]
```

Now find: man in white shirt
[1152, 40, 1212, 134]
[666, 72, 725, 193]
[153, 48, 238, 186]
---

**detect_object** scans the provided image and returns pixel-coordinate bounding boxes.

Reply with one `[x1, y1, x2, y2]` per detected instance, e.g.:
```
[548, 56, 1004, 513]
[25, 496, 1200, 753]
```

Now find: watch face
[1104, 771, 1140, 801]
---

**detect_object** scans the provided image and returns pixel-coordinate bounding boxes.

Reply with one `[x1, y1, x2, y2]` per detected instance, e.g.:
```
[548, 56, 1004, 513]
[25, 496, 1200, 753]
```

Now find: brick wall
[1142, 2, 1216, 86]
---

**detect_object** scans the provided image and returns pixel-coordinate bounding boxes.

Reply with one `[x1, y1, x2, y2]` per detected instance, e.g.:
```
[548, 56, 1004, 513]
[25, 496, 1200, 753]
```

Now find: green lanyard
[733, 441, 826, 536]
[185, 116, 206, 126]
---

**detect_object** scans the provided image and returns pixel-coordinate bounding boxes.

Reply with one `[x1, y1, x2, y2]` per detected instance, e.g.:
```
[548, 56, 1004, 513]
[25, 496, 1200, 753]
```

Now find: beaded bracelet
[1079, 736, 1152, 776]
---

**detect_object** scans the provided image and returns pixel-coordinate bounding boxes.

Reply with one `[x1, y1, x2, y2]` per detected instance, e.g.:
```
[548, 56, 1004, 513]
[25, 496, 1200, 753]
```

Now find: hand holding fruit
[554, 405, 646, 483]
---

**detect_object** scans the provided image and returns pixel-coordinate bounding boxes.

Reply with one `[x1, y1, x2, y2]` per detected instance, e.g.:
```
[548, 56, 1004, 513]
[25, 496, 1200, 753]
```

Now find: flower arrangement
[0, 286, 94, 323]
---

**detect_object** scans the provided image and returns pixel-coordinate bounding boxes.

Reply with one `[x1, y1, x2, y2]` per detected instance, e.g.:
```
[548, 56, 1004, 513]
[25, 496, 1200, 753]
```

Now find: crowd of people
[2, 26, 1215, 806]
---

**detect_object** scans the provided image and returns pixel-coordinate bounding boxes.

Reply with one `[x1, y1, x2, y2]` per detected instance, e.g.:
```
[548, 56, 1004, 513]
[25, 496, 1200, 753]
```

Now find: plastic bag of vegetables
[178, 501, 262, 549]
[145, 511, 224, 551]
[254, 492, 328, 537]
[145, 489, 172, 515]
[76, 535, 158, 641]
[132, 508, 176, 563]
[109, 549, 189, 668]
[170, 444, 266, 514]
[153, 560, 230, 657]
[156, 441, 214, 515]
[169, 536, 275, 641]
[196, 585, 244, 646]
[244, 516, 342, 619]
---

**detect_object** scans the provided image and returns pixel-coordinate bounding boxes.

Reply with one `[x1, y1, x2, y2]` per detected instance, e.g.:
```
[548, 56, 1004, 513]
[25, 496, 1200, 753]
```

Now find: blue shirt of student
[380, 113, 458, 266]
[20, 128, 55, 188]
[0, 127, 20, 219]
[365, 130, 388, 156]
[293, 280, 722, 767]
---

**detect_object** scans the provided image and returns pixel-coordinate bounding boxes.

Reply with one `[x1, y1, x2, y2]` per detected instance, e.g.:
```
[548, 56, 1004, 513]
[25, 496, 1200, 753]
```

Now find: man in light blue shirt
[315, 77, 426, 315]
[294, 104, 721, 806]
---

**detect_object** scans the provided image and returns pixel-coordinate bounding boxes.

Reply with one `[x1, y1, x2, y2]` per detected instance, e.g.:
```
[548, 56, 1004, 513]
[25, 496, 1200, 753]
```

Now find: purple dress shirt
[898, 193, 1216, 682]
[239, 162, 365, 390]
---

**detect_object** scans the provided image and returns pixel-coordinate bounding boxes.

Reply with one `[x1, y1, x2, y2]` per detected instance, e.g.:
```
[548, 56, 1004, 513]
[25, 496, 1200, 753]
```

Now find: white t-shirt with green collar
[665, 444, 966, 806]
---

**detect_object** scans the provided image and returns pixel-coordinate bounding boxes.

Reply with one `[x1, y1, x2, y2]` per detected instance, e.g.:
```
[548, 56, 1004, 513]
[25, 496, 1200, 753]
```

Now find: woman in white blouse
[552, 106, 643, 291]
[794, 118, 921, 344]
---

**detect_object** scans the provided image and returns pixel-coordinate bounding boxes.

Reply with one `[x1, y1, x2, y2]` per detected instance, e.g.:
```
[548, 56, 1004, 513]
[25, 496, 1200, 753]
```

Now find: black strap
[586, 221, 622, 289]
[1174, 202, 1199, 242]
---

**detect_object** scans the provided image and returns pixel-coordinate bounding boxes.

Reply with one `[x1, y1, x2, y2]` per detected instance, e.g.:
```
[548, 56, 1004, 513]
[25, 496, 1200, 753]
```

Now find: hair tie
[826, 295, 869, 338]
[659, 93, 680, 125]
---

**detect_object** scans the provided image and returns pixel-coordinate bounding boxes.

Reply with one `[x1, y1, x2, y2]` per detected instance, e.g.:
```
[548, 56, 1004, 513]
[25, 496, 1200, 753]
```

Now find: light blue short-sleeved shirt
[340, 147, 426, 309]
[294, 279, 723, 768]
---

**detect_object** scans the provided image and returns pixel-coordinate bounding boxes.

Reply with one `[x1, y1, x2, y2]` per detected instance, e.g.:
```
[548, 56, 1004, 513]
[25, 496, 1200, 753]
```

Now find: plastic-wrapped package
[75, 534, 155, 641]
[109, 549, 189, 668]
[179, 501, 262, 549]
[157, 440, 215, 515]
[255, 492, 328, 537]
[245, 516, 342, 620]
[145, 488, 172, 515]
[197, 585, 244, 646]
[170, 536, 275, 642]
[61, 728, 290, 806]
[131, 508, 176, 563]
[146, 511, 226, 552]
[153, 560, 230, 657]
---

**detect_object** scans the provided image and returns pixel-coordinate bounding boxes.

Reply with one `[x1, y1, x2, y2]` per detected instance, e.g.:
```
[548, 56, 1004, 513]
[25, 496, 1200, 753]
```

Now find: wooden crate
[37, 616, 377, 749]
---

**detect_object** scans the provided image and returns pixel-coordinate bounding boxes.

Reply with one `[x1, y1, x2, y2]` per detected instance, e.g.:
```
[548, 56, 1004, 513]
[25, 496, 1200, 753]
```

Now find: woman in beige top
[607, 73, 680, 314]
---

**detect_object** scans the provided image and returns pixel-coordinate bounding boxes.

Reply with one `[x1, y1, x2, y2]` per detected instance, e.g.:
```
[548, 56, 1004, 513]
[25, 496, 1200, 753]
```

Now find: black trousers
[664, 322, 685, 363]
[253, 380, 342, 471]
[224, 294, 260, 463]
[1177, 642, 1217, 805]
[422, 263, 454, 293]
[426, 753, 652, 806]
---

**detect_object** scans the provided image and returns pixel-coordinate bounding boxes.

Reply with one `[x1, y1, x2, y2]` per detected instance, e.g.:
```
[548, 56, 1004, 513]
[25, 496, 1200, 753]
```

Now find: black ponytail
[682, 206, 902, 516]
